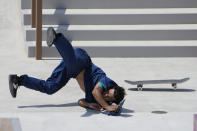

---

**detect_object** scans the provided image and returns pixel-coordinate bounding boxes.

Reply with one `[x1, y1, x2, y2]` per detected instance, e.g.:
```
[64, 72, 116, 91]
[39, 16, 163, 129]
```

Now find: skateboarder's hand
[106, 105, 120, 112]
[88, 103, 104, 111]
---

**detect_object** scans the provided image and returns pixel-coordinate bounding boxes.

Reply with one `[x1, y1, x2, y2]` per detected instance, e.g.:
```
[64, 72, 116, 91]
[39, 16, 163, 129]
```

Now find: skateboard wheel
[138, 87, 143, 91]
[172, 83, 177, 90]
[137, 84, 143, 91]
[173, 86, 177, 90]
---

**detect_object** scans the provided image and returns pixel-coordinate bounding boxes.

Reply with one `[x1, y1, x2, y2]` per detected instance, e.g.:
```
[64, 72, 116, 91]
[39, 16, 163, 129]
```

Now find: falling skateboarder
[9, 27, 125, 112]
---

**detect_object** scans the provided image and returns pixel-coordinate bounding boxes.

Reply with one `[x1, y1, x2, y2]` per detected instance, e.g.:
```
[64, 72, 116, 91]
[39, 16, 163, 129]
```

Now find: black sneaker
[47, 27, 57, 47]
[9, 74, 20, 98]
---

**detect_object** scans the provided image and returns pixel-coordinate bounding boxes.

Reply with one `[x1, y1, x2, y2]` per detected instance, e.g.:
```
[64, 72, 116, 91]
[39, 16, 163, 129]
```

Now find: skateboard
[108, 99, 125, 116]
[125, 77, 190, 91]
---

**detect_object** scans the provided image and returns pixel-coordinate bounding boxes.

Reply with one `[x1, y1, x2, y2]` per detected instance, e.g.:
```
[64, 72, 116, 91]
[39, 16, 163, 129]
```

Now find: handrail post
[31, 0, 36, 28]
[35, 0, 42, 60]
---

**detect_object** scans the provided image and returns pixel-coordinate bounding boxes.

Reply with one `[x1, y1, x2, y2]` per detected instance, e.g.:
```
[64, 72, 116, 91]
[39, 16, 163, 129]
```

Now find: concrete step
[21, 0, 197, 9]
[26, 41, 197, 57]
[24, 25, 197, 41]
[22, 8, 197, 25]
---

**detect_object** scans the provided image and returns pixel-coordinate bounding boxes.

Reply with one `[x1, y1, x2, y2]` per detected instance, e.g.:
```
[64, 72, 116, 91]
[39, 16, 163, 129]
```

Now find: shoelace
[13, 83, 18, 90]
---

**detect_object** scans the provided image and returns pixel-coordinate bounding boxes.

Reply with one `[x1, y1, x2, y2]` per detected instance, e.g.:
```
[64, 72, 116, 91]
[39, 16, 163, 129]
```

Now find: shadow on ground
[151, 110, 168, 114]
[18, 102, 133, 117]
[18, 102, 78, 108]
[80, 108, 134, 117]
[128, 88, 195, 92]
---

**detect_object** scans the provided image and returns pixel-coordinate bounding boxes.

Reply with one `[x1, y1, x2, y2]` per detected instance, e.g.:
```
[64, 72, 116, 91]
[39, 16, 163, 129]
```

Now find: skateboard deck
[125, 77, 190, 91]
[108, 99, 125, 116]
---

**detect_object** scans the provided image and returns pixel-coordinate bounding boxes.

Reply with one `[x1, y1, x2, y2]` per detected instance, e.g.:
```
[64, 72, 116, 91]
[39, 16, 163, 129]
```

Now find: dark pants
[21, 34, 91, 95]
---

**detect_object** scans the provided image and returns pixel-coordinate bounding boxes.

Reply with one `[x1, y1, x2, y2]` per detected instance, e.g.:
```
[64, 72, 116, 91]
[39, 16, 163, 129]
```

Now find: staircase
[19, 0, 197, 57]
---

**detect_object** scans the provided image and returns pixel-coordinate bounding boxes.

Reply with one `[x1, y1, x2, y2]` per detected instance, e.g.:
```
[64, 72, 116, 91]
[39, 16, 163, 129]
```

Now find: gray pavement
[0, 0, 197, 130]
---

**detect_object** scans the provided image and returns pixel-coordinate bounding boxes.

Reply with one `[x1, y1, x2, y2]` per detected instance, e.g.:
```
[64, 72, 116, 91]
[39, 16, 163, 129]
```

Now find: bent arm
[92, 83, 109, 109]
[92, 83, 120, 112]
[78, 98, 103, 111]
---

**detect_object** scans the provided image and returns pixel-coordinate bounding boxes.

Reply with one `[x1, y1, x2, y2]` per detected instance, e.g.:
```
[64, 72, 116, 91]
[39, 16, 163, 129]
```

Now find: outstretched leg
[22, 60, 69, 95]
[47, 27, 75, 66]
[9, 60, 70, 97]
[47, 27, 91, 78]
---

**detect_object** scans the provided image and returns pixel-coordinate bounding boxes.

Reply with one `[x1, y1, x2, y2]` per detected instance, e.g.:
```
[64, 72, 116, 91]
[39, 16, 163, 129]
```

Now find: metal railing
[31, 0, 42, 60]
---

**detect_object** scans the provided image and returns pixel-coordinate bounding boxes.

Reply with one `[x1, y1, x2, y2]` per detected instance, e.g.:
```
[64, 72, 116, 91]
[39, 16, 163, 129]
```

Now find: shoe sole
[47, 27, 56, 47]
[9, 75, 17, 98]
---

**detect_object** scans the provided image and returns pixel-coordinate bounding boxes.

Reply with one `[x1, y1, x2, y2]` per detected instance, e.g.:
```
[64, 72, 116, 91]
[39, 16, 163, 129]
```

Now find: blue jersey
[84, 63, 117, 103]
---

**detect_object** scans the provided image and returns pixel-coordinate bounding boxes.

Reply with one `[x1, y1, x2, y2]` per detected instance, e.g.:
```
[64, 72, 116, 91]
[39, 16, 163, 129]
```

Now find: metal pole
[36, 0, 42, 60]
[31, 0, 36, 28]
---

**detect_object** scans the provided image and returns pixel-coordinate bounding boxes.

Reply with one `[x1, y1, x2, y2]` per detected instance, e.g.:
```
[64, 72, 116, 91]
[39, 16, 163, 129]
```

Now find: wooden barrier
[31, 0, 42, 60]
[0, 118, 22, 131]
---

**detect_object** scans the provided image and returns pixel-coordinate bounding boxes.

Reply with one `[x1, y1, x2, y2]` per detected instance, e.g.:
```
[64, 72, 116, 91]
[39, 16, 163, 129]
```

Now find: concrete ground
[0, 0, 197, 130]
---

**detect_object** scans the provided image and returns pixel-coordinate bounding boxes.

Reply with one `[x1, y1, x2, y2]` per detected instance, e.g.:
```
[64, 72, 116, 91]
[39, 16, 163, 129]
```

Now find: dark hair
[113, 86, 126, 104]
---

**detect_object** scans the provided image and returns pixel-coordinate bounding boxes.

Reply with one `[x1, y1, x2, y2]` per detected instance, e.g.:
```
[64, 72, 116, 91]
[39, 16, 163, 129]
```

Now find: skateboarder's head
[103, 86, 125, 105]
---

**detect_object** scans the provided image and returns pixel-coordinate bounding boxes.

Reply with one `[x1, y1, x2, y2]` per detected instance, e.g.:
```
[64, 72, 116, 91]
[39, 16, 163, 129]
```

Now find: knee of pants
[44, 83, 62, 95]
